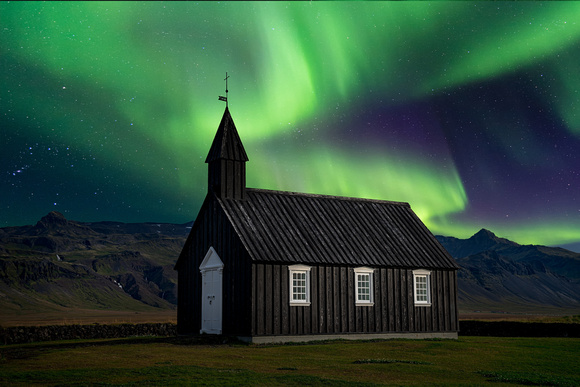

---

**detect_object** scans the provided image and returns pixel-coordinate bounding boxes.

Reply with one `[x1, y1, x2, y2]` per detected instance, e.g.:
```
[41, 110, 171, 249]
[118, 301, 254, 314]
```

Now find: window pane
[357, 273, 371, 301]
[416, 275, 428, 302]
[292, 271, 307, 301]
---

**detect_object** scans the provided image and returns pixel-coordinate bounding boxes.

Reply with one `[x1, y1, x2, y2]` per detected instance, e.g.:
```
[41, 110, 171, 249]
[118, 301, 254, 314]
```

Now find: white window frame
[288, 264, 311, 306]
[354, 267, 374, 306]
[413, 269, 432, 306]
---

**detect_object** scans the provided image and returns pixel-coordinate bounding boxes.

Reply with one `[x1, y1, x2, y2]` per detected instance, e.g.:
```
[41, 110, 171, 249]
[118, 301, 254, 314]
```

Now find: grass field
[0, 308, 178, 327]
[1, 336, 579, 386]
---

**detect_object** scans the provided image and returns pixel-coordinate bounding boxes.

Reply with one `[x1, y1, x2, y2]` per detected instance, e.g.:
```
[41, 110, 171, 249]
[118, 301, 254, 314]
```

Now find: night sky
[2, 2, 579, 251]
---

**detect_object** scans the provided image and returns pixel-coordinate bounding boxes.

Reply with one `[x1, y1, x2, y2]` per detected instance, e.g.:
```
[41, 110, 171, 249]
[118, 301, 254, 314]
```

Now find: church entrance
[199, 247, 224, 334]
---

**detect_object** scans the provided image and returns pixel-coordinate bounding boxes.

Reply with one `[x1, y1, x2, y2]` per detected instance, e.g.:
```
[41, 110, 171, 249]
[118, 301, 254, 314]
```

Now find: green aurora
[1, 2, 579, 250]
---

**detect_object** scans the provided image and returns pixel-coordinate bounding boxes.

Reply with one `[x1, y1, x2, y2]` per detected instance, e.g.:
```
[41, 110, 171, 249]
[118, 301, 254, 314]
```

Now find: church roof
[205, 107, 249, 163]
[217, 188, 459, 269]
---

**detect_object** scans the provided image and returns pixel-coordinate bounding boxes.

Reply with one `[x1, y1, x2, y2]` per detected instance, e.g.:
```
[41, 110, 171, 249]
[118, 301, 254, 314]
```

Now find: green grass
[521, 315, 580, 324]
[353, 359, 433, 365]
[478, 371, 578, 386]
[0, 365, 371, 386]
[1, 336, 579, 386]
[462, 315, 580, 324]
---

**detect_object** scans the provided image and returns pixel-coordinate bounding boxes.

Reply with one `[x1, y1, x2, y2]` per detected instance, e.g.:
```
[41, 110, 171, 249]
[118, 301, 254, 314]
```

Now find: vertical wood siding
[208, 159, 246, 200]
[252, 263, 458, 336]
[176, 196, 252, 335]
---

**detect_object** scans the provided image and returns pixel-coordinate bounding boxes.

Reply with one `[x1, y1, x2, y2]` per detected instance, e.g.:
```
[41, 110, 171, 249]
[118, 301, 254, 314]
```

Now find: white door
[199, 247, 224, 335]
[201, 269, 223, 334]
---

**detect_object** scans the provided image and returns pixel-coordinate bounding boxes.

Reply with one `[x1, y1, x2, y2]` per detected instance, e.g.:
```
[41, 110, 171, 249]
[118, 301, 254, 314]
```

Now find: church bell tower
[205, 106, 249, 200]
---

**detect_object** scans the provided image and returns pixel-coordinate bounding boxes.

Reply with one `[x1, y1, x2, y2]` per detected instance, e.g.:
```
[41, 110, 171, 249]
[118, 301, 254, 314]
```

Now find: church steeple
[205, 107, 249, 200]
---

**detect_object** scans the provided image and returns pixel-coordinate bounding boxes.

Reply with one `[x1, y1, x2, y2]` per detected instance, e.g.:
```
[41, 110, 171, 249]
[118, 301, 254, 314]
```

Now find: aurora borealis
[2, 2, 579, 251]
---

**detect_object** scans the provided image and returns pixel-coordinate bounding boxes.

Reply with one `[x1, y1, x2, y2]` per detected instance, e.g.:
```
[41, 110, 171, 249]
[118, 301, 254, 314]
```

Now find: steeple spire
[206, 106, 248, 200]
[218, 72, 229, 107]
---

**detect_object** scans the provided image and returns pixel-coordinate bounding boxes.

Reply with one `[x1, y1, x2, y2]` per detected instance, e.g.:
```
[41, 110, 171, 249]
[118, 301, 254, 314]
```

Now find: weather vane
[218, 72, 229, 107]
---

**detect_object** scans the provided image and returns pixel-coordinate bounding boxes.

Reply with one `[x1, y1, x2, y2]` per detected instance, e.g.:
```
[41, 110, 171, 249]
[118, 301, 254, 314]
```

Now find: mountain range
[436, 229, 580, 315]
[0, 211, 189, 325]
[1, 212, 579, 326]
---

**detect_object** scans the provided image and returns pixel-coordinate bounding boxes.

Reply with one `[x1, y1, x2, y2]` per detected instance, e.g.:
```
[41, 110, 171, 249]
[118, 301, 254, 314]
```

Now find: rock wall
[1, 323, 177, 345]
[459, 321, 580, 337]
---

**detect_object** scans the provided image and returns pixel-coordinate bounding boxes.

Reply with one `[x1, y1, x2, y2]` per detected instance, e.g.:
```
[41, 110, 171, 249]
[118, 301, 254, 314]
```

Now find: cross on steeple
[218, 72, 230, 107]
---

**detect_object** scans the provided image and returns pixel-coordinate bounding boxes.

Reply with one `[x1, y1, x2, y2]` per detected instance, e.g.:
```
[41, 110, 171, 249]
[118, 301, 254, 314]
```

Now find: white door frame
[199, 246, 224, 334]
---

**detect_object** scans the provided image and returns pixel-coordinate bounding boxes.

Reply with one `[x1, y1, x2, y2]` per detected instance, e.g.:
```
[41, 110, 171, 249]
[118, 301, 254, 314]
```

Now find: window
[354, 267, 374, 305]
[413, 269, 431, 306]
[288, 265, 311, 305]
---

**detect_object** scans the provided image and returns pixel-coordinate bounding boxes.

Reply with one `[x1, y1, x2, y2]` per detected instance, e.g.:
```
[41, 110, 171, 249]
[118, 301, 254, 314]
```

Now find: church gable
[174, 194, 213, 271]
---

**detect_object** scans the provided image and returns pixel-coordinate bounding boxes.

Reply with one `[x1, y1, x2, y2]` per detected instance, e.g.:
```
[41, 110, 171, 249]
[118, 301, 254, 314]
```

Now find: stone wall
[1, 323, 177, 345]
[459, 321, 580, 337]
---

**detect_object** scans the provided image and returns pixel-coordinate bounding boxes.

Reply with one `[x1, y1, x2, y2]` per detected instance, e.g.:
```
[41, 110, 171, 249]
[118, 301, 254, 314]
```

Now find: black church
[174, 106, 459, 343]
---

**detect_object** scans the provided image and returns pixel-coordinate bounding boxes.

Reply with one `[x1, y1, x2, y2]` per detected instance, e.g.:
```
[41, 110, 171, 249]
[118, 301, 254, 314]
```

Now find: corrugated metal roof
[205, 107, 249, 163]
[218, 188, 459, 269]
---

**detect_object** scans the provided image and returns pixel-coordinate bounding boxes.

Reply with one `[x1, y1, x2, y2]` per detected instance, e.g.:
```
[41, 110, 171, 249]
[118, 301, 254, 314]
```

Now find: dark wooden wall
[251, 263, 457, 336]
[176, 195, 252, 336]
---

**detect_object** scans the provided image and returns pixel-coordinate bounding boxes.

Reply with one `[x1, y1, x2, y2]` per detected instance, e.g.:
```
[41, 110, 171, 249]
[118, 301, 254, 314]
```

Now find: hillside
[0, 212, 190, 325]
[436, 229, 580, 315]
